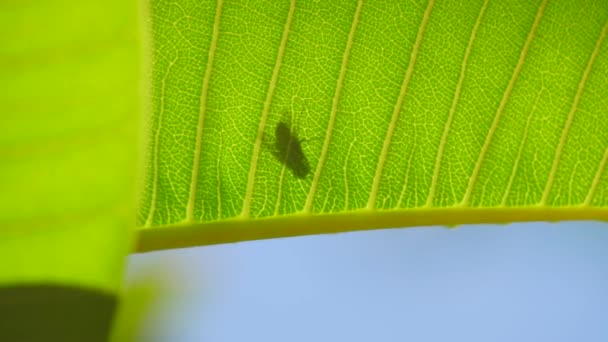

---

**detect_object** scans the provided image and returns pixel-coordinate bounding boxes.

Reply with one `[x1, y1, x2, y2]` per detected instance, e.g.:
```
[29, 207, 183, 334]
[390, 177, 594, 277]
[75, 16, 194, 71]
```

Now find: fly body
[273, 121, 310, 179]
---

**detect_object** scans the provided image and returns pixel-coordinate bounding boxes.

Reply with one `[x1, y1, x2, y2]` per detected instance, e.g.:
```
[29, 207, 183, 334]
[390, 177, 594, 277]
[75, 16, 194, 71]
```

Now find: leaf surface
[138, 0, 608, 251]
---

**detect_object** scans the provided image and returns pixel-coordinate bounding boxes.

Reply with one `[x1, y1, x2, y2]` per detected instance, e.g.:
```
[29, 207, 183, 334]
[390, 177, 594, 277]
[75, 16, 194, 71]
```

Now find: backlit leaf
[138, 0, 608, 251]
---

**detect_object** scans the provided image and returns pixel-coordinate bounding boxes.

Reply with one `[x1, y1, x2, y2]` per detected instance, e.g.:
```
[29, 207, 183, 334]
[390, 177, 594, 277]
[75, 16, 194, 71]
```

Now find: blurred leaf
[0, 0, 140, 340]
[110, 254, 209, 342]
[138, 0, 608, 251]
[0, 285, 116, 342]
[110, 272, 167, 342]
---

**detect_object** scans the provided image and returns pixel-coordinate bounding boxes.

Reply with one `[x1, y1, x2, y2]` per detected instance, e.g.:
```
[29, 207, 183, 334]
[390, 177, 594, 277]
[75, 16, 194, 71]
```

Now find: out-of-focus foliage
[110, 270, 168, 342]
[0, 0, 139, 340]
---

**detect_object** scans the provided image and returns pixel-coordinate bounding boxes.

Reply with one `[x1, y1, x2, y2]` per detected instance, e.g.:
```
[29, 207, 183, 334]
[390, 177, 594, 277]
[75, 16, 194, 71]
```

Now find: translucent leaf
[138, 0, 608, 251]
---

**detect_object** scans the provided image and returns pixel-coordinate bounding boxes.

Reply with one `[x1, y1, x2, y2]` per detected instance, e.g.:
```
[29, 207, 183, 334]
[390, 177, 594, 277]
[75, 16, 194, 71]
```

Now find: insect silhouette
[271, 119, 310, 179]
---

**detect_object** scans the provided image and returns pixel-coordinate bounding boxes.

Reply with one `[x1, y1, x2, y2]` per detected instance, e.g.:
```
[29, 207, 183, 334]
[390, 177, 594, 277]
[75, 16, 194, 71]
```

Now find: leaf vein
[585, 147, 608, 206]
[501, 87, 544, 207]
[541, 19, 608, 205]
[241, 0, 296, 217]
[560, 22, 608, 206]
[461, 0, 547, 207]
[186, 0, 224, 223]
[145, 58, 177, 227]
[396, 146, 416, 208]
[303, 0, 364, 213]
[426, 0, 489, 207]
[367, 0, 435, 209]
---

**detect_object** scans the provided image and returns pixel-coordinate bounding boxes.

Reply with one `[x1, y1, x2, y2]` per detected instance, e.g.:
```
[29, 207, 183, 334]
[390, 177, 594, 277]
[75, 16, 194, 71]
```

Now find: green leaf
[138, 0, 608, 251]
[0, 0, 140, 339]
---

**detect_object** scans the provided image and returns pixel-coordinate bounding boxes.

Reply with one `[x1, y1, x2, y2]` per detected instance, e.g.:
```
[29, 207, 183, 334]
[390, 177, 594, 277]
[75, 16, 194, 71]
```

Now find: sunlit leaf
[137, 0, 608, 251]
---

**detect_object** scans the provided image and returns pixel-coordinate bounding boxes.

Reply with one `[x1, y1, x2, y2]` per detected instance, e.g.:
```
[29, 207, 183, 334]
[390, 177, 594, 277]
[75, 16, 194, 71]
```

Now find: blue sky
[126, 221, 608, 342]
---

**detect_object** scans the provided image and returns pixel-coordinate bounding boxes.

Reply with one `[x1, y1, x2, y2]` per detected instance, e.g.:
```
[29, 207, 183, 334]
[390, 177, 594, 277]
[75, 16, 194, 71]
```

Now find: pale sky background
[126, 221, 608, 342]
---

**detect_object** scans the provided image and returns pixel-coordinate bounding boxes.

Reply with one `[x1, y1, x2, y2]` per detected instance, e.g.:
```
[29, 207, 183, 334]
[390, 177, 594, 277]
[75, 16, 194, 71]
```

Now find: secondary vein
[543, 19, 608, 205]
[303, 0, 363, 213]
[367, 0, 435, 210]
[241, 0, 296, 218]
[185, 0, 224, 223]
[145, 58, 176, 227]
[426, 0, 488, 207]
[461, 0, 547, 207]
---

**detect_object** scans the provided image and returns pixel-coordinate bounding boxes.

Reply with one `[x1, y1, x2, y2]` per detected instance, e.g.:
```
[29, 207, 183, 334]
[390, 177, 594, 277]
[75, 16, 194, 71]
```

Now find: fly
[272, 120, 310, 179]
